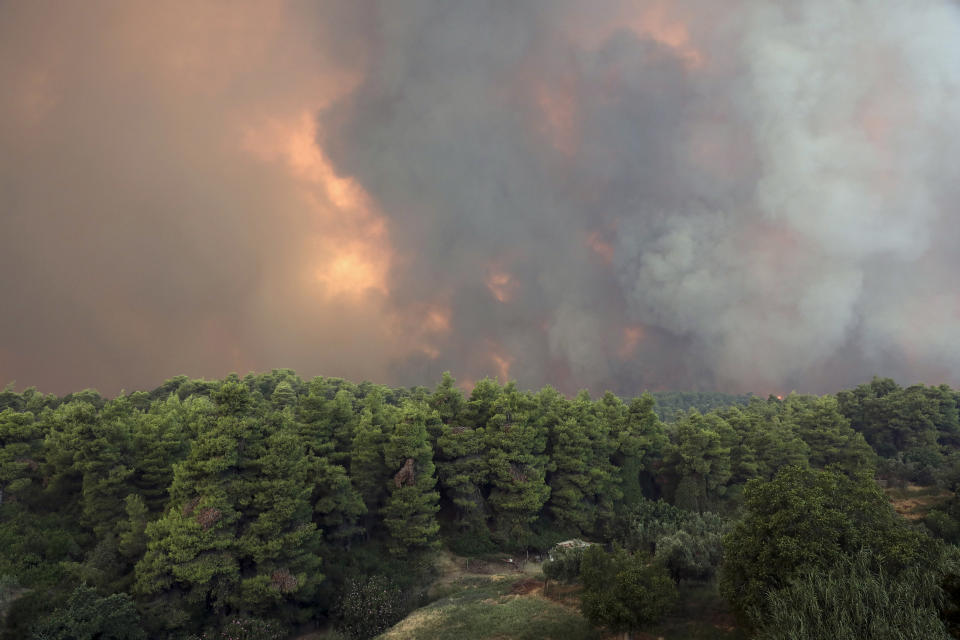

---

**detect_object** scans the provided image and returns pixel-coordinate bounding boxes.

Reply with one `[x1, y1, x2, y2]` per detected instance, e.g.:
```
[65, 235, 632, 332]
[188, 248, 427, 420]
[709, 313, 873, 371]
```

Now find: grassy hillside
[369, 553, 745, 640]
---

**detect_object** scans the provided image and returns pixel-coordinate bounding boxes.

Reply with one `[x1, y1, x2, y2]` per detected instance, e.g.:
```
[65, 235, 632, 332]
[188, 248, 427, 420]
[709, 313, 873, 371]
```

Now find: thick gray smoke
[322, 0, 960, 394]
[1, 0, 959, 395]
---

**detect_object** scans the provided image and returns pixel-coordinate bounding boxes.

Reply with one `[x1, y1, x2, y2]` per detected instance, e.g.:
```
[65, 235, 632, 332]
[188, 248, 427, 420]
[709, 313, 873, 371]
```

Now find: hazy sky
[2, 0, 960, 397]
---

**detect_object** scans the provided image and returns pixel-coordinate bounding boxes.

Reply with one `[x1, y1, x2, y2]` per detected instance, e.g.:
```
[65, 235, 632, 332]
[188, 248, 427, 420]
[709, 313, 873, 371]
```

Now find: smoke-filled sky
[2, 0, 960, 397]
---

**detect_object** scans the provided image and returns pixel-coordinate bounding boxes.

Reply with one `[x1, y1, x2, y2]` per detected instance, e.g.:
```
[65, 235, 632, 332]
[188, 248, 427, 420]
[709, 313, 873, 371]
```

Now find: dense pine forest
[3, 372, 960, 639]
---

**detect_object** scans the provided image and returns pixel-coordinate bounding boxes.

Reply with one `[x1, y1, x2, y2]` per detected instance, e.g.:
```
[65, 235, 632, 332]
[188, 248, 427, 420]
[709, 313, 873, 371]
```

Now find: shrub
[335, 574, 407, 640]
[542, 544, 586, 584]
[755, 550, 950, 640]
[205, 617, 284, 640]
[579, 546, 677, 635]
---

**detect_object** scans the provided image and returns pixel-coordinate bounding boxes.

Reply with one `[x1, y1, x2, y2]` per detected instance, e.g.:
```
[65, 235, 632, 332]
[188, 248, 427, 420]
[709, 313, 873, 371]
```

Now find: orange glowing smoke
[631, 1, 703, 69]
[424, 305, 452, 333]
[491, 351, 514, 382]
[587, 231, 615, 264]
[563, 1, 704, 71]
[242, 111, 391, 299]
[535, 83, 579, 156]
[486, 268, 518, 303]
[619, 325, 646, 359]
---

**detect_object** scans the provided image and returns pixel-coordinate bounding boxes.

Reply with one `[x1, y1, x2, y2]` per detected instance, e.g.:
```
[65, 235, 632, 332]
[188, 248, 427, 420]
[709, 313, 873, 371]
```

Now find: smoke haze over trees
[3, 1, 960, 396]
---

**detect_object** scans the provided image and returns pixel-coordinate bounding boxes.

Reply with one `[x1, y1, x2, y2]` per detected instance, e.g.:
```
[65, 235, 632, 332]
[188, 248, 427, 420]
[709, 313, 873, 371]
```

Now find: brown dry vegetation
[885, 484, 953, 520]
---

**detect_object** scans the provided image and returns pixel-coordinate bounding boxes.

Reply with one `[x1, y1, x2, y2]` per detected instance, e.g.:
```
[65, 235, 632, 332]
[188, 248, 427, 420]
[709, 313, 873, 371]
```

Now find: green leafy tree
[579, 546, 678, 639]
[625, 499, 727, 582]
[31, 585, 144, 640]
[542, 543, 587, 583]
[721, 466, 939, 625]
[755, 550, 951, 640]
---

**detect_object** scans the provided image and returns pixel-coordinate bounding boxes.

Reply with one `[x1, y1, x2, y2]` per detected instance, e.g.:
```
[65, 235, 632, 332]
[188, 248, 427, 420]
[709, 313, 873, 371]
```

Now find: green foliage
[543, 543, 587, 583]
[377, 575, 600, 640]
[720, 466, 940, 625]
[204, 617, 285, 640]
[135, 382, 323, 628]
[579, 546, 678, 634]
[0, 574, 19, 622]
[661, 412, 732, 512]
[782, 395, 876, 475]
[0, 410, 42, 507]
[335, 574, 407, 640]
[5, 370, 960, 637]
[31, 585, 144, 640]
[382, 400, 441, 554]
[754, 550, 950, 640]
[650, 392, 753, 421]
[484, 384, 550, 546]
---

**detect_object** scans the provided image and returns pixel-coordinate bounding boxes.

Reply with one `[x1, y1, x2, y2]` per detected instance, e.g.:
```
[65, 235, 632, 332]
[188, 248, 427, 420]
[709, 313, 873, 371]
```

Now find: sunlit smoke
[4, 0, 960, 397]
[485, 268, 518, 304]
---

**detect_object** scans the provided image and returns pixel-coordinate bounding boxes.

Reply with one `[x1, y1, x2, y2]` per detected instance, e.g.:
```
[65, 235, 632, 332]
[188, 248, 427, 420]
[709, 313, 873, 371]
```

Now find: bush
[335, 574, 407, 640]
[30, 585, 144, 640]
[204, 617, 284, 640]
[755, 550, 950, 640]
[579, 546, 677, 635]
[542, 544, 586, 584]
[625, 499, 727, 583]
[446, 530, 498, 556]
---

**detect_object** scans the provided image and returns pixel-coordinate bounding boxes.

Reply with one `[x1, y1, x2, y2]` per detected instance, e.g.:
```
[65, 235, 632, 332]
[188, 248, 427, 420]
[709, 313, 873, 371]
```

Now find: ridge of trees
[2, 373, 960, 638]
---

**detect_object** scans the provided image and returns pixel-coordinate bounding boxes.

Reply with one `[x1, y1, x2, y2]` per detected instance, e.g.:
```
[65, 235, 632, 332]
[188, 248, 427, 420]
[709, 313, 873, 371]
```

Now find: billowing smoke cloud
[2, 0, 959, 395]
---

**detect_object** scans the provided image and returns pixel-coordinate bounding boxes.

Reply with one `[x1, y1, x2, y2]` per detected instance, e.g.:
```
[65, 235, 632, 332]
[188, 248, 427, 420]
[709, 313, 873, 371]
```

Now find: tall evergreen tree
[484, 384, 550, 544]
[135, 383, 322, 632]
[381, 400, 440, 554]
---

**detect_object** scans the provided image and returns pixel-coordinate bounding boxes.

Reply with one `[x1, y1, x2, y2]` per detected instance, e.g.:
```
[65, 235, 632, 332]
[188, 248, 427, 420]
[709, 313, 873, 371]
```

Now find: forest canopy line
[2, 371, 960, 639]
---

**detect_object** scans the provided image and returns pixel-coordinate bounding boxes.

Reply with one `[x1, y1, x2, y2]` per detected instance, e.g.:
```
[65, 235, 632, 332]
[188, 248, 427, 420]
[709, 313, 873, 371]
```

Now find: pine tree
[662, 412, 732, 512]
[135, 382, 323, 630]
[0, 408, 42, 508]
[350, 400, 394, 535]
[484, 385, 550, 545]
[381, 400, 440, 554]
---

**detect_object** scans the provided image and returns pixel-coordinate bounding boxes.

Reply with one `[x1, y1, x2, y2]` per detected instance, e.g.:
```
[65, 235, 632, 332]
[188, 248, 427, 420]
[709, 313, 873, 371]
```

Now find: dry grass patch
[885, 484, 952, 520]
